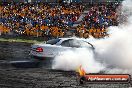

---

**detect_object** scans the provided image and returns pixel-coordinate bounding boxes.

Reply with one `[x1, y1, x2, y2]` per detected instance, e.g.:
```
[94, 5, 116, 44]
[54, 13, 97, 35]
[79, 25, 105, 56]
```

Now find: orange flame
[78, 65, 86, 76]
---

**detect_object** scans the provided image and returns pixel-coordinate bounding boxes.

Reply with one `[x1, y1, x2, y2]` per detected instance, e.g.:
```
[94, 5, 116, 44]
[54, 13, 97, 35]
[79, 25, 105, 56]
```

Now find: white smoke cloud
[94, 25, 132, 74]
[52, 0, 132, 74]
[117, 0, 132, 24]
[52, 48, 104, 73]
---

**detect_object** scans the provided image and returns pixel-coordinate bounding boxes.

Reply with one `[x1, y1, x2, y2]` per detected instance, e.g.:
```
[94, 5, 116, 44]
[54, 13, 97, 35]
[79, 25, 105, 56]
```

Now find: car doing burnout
[30, 38, 94, 59]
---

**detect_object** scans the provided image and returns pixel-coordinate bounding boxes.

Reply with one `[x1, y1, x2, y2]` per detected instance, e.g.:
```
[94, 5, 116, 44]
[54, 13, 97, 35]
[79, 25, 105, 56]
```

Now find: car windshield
[46, 39, 61, 45]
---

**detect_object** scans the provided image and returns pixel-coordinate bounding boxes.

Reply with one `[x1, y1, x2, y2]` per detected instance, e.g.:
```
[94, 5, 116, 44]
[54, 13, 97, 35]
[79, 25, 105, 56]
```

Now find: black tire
[79, 76, 86, 85]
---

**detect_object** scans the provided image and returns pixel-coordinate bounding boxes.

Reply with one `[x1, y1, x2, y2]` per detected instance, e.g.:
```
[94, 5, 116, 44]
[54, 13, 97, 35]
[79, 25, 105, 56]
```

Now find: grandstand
[0, 0, 121, 39]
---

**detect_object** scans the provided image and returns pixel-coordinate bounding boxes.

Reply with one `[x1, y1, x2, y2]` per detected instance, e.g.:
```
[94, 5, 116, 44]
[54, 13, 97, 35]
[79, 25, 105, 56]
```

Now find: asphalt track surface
[0, 41, 131, 88]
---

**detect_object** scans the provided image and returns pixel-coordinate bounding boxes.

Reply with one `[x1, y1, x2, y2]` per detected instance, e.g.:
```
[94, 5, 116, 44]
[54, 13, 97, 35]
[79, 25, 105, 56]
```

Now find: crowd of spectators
[0, 2, 120, 39]
[0, 2, 84, 39]
[76, 2, 119, 38]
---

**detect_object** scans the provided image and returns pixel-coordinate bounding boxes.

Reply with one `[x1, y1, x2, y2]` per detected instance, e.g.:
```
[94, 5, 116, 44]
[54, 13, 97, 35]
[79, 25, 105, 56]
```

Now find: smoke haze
[52, 0, 132, 74]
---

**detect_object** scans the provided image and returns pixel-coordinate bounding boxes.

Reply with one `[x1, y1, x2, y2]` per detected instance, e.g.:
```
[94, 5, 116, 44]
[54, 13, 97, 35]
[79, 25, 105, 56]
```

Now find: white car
[30, 38, 94, 59]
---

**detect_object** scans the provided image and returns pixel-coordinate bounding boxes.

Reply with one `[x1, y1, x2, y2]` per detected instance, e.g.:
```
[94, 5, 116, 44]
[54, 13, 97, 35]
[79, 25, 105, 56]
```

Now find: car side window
[61, 39, 81, 48]
[61, 39, 94, 49]
[69, 39, 80, 48]
[61, 40, 70, 47]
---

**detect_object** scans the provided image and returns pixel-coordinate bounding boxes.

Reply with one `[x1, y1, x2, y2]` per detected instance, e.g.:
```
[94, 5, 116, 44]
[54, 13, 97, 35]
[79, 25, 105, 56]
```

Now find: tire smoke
[52, 0, 132, 74]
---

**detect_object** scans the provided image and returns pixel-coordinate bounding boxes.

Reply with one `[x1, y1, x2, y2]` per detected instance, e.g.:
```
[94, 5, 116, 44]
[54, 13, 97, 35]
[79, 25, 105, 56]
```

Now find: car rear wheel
[79, 76, 86, 85]
[31, 55, 53, 68]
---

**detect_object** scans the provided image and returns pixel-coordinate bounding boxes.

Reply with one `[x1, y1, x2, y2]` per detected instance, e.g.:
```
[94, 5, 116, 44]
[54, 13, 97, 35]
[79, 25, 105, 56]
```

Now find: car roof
[59, 37, 94, 47]
[59, 37, 93, 43]
[56, 37, 91, 45]
[59, 37, 82, 41]
[44, 37, 94, 49]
